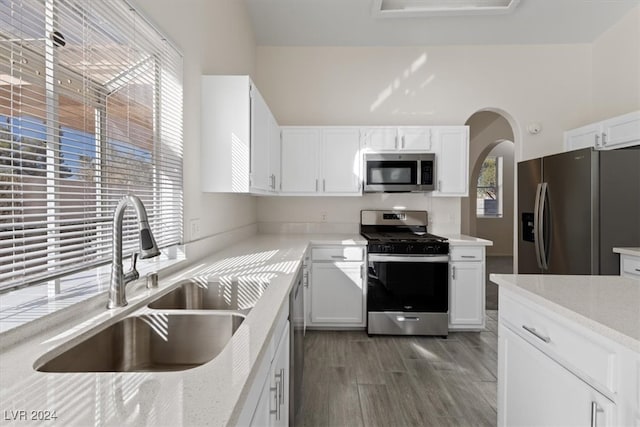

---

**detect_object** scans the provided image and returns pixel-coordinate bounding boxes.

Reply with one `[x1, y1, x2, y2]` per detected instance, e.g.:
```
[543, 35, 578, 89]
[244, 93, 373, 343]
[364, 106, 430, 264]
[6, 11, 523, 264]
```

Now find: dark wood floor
[298, 311, 499, 427]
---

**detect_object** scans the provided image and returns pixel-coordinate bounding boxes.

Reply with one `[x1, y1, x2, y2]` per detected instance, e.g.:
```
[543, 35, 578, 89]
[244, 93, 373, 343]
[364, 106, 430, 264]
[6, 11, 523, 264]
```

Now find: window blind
[0, 0, 183, 292]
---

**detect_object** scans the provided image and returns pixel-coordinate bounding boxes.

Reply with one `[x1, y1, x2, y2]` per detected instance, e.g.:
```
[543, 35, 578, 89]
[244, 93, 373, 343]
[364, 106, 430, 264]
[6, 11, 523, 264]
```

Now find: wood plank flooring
[298, 311, 499, 427]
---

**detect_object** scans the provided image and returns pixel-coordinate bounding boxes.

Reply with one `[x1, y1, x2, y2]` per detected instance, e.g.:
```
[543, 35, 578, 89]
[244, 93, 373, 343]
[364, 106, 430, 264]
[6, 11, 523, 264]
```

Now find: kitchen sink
[148, 279, 265, 312]
[35, 313, 244, 373]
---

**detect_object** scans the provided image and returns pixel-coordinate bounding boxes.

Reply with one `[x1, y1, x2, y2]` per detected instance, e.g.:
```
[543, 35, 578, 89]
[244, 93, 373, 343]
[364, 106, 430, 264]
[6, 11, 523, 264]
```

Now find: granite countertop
[490, 274, 640, 352]
[613, 247, 640, 257]
[0, 233, 364, 427]
[443, 234, 493, 246]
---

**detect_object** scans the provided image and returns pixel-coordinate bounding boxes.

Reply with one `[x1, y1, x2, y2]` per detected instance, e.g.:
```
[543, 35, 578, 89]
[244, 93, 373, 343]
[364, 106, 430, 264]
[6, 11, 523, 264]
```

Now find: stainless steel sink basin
[148, 279, 265, 312]
[35, 313, 244, 373]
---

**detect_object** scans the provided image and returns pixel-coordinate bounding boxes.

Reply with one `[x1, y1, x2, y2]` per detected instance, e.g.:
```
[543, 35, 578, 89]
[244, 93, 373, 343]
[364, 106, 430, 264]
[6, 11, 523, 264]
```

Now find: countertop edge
[490, 273, 640, 353]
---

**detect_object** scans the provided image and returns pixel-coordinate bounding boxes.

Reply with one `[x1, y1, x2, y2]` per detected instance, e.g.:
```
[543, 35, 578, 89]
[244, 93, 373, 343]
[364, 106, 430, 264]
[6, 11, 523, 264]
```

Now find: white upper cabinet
[321, 128, 361, 194]
[399, 127, 432, 150]
[280, 128, 321, 193]
[431, 126, 469, 197]
[361, 126, 432, 151]
[361, 127, 398, 151]
[564, 110, 640, 151]
[201, 75, 279, 194]
[281, 127, 362, 195]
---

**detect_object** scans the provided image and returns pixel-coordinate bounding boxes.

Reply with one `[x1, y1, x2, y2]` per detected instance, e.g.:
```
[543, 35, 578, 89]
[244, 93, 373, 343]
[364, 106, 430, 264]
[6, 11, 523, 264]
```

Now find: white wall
[135, 0, 258, 243]
[255, 44, 592, 234]
[592, 5, 640, 121]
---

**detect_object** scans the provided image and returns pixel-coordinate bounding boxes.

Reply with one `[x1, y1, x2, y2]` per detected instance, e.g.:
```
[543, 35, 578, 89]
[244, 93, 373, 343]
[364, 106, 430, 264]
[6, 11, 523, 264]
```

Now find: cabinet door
[564, 123, 602, 151]
[280, 128, 321, 193]
[268, 114, 281, 192]
[601, 110, 640, 150]
[498, 324, 616, 427]
[250, 376, 272, 427]
[449, 261, 484, 328]
[399, 127, 432, 151]
[321, 128, 361, 194]
[250, 87, 272, 193]
[271, 322, 290, 427]
[362, 127, 398, 151]
[432, 126, 469, 197]
[310, 262, 364, 325]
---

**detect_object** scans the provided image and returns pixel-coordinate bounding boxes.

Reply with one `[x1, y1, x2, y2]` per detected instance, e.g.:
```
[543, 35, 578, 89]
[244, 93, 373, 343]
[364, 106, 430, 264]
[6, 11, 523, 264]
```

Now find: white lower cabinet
[237, 306, 290, 427]
[251, 321, 290, 427]
[498, 288, 639, 427]
[448, 245, 486, 330]
[498, 324, 616, 427]
[307, 245, 366, 328]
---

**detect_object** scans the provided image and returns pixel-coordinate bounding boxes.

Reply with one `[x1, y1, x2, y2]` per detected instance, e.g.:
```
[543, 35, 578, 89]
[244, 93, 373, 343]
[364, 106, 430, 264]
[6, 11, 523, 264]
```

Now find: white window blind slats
[0, 0, 183, 292]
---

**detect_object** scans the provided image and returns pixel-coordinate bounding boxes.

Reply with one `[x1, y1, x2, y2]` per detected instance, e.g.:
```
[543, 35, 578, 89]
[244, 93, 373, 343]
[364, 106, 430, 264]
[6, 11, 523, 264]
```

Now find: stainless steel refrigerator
[518, 146, 640, 275]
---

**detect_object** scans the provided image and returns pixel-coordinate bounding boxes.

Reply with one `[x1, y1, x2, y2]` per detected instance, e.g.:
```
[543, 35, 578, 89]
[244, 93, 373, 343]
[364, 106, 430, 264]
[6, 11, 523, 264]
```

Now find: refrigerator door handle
[538, 182, 550, 270]
[533, 183, 544, 269]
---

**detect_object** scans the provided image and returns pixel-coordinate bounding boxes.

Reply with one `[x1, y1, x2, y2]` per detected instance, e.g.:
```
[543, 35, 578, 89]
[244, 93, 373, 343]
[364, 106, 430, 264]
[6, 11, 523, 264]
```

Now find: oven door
[367, 254, 448, 313]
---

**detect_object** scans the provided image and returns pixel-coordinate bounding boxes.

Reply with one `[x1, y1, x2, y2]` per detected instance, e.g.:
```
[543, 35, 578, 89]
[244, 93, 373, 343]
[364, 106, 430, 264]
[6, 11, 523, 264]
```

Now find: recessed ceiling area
[244, 0, 640, 46]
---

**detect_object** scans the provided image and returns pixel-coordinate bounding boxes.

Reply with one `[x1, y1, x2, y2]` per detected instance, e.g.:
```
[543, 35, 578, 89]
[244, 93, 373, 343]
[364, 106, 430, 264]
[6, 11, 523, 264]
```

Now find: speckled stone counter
[0, 233, 366, 427]
[613, 247, 640, 257]
[490, 274, 640, 352]
[443, 234, 493, 246]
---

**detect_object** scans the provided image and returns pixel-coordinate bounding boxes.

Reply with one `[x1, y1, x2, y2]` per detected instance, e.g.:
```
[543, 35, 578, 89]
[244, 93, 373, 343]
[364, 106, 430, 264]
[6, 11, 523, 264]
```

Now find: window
[0, 0, 183, 293]
[476, 155, 502, 217]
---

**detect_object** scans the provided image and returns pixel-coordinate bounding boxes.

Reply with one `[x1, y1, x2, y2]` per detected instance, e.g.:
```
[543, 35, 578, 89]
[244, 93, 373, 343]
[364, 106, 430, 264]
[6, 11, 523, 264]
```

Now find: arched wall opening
[462, 111, 517, 257]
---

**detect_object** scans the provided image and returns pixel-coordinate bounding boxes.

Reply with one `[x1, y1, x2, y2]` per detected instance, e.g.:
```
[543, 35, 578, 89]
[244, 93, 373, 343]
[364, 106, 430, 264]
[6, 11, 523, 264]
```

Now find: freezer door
[599, 147, 640, 275]
[543, 148, 597, 274]
[517, 158, 542, 274]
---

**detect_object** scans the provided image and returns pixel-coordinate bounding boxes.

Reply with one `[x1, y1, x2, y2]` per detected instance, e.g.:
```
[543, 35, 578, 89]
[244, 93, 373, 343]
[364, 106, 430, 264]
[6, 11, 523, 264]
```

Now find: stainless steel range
[360, 210, 449, 337]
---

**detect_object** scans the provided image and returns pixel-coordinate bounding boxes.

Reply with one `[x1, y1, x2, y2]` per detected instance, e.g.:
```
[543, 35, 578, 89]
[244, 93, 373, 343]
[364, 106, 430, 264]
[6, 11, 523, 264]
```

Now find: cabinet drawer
[500, 291, 618, 395]
[312, 246, 365, 262]
[449, 246, 483, 261]
[621, 255, 640, 278]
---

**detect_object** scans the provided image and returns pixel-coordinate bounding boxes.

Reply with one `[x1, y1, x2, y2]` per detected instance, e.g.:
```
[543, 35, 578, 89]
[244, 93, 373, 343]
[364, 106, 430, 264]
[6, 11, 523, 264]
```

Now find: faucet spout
[107, 194, 160, 309]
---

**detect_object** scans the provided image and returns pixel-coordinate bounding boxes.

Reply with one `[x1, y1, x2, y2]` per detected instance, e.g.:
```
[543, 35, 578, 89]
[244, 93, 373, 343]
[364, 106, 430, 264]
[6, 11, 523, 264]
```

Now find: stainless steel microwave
[364, 153, 436, 192]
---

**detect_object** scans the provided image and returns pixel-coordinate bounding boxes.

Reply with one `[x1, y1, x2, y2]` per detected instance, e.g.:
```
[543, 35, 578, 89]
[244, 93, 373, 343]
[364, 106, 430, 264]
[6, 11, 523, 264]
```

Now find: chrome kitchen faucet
[107, 194, 160, 309]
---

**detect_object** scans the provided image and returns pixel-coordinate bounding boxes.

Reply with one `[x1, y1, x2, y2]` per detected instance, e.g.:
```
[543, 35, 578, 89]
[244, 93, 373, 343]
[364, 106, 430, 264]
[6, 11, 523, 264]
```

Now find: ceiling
[244, 0, 639, 46]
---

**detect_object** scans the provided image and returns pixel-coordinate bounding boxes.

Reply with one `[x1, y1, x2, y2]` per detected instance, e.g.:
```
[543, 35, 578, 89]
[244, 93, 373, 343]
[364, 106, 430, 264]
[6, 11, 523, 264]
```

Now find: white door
[498, 324, 616, 427]
[433, 126, 469, 197]
[449, 261, 484, 327]
[321, 128, 361, 194]
[362, 127, 398, 151]
[601, 110, 640, 150]
[250, 88, 272, 192]
[280, 128, 320, 193]
[271, 322, 290, 427]
[399, 127, 431, 150]
[564, 123, 602, 151]
[268, 113, 280, 192]
[310, 262, 364, 325]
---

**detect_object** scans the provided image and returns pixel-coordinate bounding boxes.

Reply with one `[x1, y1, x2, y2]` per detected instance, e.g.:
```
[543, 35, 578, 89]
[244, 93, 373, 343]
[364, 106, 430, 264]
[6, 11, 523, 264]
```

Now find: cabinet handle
[279, 368, 285, 405]
[460, 255, 476, 259]
[590, 401, 603, 427]
[635, 268, 640, 272]
[270, 381, 279, 418]
[401, 135, 405, 148]
[595, 134, 600, 147]
[452, 265, 456, 280]
[438, 180, 442, 191]
[323, 179, 326, 192]
[522, 325, 551, 343]
[395, 135, 398, 149]
[601, 132, 607, 146]
[331, 255, 347, 259]
[315, 179, 318, 192]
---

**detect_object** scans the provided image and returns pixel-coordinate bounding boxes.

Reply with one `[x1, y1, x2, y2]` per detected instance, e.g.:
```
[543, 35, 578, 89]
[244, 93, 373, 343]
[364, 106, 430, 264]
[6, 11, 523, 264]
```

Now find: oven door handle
[368, 254, 449, 263]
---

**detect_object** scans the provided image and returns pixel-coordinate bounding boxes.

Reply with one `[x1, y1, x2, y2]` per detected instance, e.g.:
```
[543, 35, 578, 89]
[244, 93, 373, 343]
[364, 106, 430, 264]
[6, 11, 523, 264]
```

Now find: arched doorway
[461, 110, 516, 310]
